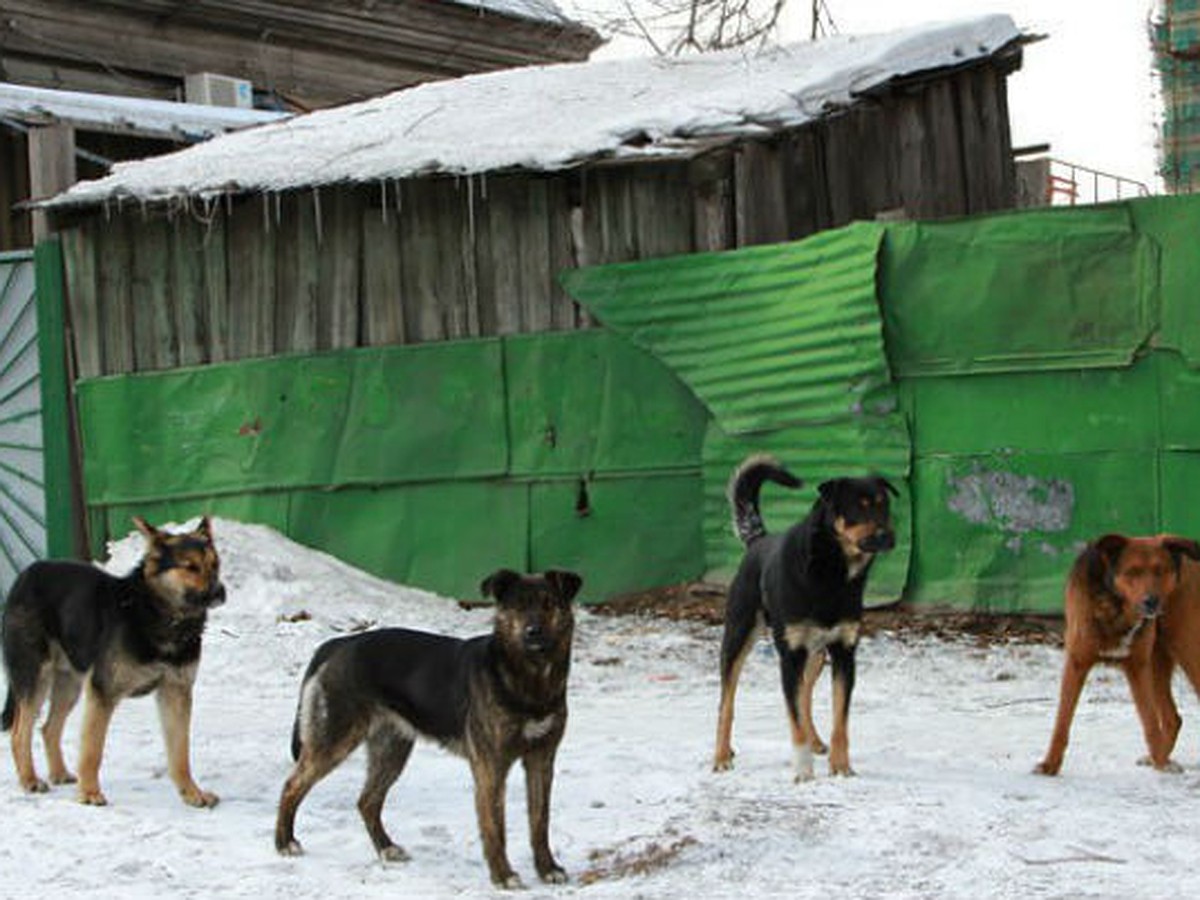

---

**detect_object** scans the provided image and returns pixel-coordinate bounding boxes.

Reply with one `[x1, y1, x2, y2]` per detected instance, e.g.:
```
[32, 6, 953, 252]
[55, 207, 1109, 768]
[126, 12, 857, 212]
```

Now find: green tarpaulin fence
[67, 194, 1200, 612]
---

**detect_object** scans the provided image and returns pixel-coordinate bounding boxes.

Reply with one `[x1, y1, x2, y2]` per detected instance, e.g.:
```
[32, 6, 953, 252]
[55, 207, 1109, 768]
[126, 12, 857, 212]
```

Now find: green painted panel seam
[34, 239, 70, 559]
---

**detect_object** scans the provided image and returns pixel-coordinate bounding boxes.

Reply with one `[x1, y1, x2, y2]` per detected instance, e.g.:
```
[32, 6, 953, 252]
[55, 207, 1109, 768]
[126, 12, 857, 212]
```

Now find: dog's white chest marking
[523, 714, 557, 741]
[845, 554, 872, 582]
[783, 621, 860, 653]
[1098, 619, 1149, 661]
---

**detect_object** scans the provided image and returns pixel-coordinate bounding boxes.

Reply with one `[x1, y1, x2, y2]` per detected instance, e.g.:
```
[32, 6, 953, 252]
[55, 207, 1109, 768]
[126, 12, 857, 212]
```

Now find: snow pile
[1, 518, 1199, 898]
[46, 15, 1020, 207]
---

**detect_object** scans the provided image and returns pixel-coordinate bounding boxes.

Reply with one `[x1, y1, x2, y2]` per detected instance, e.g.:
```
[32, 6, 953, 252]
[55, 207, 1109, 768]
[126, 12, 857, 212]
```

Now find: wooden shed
[44, 14, 1029, 379]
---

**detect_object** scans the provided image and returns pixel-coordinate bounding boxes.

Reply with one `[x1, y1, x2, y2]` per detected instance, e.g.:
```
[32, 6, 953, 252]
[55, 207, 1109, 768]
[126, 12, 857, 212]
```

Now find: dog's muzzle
[859, 530, 896, 554]
[523, 623, 552, 653]
[190, 582, 227, 609]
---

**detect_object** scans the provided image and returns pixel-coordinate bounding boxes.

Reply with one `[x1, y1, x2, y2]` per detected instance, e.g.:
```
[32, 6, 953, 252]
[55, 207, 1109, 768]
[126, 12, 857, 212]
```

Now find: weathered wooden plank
[819, 114, 861, 228]
[60, 224, 102, 380]
[317, 187, 363, 350]
[170, 215, 209, 368]
[481, 175, 525, 336]
[130, 214, 177, 371]
[26, 124, 76, 243]
[734, 139, 789, 247]
[925, 79, 967, 217]
[892, 89, 932, 219]
[782, 126, 831, 240]
[954, 70, 989, 215]
[225, 195, 275, 360]
[397, 180, 446, 343]
[200, 205, 229, 363]
[274, 191, 319, 354]
[974, 65, 1016, 211]
[689, 149, 734, 252]
[545, 176, 583, 330]
[632, 162, 694, 260]
[519, 179, 554, 333]
[361, 189, 406, 346]
[96, 210, 135, 375]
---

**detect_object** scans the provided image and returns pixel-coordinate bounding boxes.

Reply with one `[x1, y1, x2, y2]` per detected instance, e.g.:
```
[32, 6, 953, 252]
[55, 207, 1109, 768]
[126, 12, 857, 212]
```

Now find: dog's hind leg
[827, 642, 856, 776]
[358, 723, 414, 862]
[713, 597, 759, 771]
[9, 668, 51, 793]
[42, 667, 82, 785]
[276, 725, 366, 856]
[523, 744, 566, 884]
[1151, 639, 1182, 758]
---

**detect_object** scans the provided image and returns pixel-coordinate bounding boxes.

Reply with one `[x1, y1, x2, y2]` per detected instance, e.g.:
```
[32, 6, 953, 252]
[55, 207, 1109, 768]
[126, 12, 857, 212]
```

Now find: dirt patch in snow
[591, 582, 1064, 646]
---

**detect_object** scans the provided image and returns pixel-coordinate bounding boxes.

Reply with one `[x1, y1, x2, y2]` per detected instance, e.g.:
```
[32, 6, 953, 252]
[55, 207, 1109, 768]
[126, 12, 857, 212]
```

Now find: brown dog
[1035, 533, 1200, 776]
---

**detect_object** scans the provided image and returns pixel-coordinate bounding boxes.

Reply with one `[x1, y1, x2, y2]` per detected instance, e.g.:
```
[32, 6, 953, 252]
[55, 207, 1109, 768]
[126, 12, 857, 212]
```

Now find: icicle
[262, 193, 270, 233]
[274, 191, 282, 227]
[140, 198, 148, 221]
[103, 198, 111, 221]
[224, 192, 233, 217]
[313, 188, 323, 246]
[481, 172, 488, 202]
[394, 180, 402, 217]
[380, 179, 388, 225]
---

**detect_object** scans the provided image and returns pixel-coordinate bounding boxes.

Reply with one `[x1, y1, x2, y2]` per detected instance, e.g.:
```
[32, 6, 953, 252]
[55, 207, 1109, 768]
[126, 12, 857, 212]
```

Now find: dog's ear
[817, 480, 841, 504]
[545, 569, 583, 604]
[193, 516, 214, 541]
[875, 476, 900, 498]
[1085, 534, 1127, 592]
[1161, 535, 1200, 569]
[480, 569, 523, 601]
[132, 516, 161, 543]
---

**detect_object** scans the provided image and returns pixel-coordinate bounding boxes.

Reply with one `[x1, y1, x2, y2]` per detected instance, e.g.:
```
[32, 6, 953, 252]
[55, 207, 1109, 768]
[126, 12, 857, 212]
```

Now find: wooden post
[28, 124, 77, 242]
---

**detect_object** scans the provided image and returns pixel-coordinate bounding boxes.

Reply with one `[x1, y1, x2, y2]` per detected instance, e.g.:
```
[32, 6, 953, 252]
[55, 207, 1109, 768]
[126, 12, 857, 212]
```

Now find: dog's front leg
[76, 683, 117, 805]
[780, 646, 815, 782]
[827, 642, 856, 777]
[523, 744, 566, 884]
[1124, 652, 1181, 772]
[1034, 653, 1091, 776]
[472, 755, 520, 889]
[157, 679, 218, 807]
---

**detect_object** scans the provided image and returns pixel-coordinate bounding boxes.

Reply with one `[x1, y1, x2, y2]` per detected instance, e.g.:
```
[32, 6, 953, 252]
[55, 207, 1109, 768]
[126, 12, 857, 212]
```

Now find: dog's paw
[712, 749, 735, 772]
[494, 873, 525, 890]
[538, 865, 568, 885]
[1154, 759, 1184, 774]
[379, 845, 411, 863]
[811, 738, 829, 756]
[181, 786, 219, 808]
[77, 787, 108, 806]
[20, 777, 50, 794]
[277, 839, 304, 857]
[829, 764, 856, 778]
[49, 770, 77, 786]
[1032, 760, 1060, 777]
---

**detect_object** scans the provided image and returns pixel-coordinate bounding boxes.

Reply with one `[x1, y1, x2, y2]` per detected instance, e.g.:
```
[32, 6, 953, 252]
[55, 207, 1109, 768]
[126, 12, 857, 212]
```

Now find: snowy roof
[0, 82, 288, 143]
[46, 14, 1021, 209]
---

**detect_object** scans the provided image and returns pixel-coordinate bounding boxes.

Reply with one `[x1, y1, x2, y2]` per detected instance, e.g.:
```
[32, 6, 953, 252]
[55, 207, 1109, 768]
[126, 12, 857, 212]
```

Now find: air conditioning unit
[185, 72, 254, 109]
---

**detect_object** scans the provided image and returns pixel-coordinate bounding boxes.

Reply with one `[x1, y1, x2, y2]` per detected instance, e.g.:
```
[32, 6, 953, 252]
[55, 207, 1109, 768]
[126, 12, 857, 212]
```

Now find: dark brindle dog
[275, 568, 582, 889]
[1, 516, 226, 806]
[713, 455, 896, 781]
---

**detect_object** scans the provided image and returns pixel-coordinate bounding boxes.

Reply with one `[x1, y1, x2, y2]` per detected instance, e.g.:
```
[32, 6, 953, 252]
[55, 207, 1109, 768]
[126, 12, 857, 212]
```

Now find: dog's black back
[277, 568, 583, 888]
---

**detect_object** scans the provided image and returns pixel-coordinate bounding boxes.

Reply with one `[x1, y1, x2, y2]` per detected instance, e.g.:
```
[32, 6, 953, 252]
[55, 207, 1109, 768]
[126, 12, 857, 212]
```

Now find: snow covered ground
[1, 519, 1198, 899]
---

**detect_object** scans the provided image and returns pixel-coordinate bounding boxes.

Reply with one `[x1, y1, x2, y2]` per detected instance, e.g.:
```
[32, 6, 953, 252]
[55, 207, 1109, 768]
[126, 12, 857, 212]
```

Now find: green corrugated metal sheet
[562, 223, 912, 604]
[880, 204, 1156, 377]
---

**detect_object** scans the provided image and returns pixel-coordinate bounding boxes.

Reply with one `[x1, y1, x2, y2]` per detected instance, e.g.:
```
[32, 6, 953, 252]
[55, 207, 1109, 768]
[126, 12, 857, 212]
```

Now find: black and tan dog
[1, 516, 226, 806]
[275, 567, 582, 889]
[713, 455, 896, 781]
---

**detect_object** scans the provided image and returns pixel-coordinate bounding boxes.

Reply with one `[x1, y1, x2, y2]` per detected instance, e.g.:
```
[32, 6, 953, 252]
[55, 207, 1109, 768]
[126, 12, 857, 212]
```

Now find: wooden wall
[58, 63, 1017, 379]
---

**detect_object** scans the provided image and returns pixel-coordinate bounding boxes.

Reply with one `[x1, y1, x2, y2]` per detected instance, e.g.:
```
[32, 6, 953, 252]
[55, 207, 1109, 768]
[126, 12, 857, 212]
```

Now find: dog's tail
[728, 454, 803, 546]
[1, 688, 12, 732]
